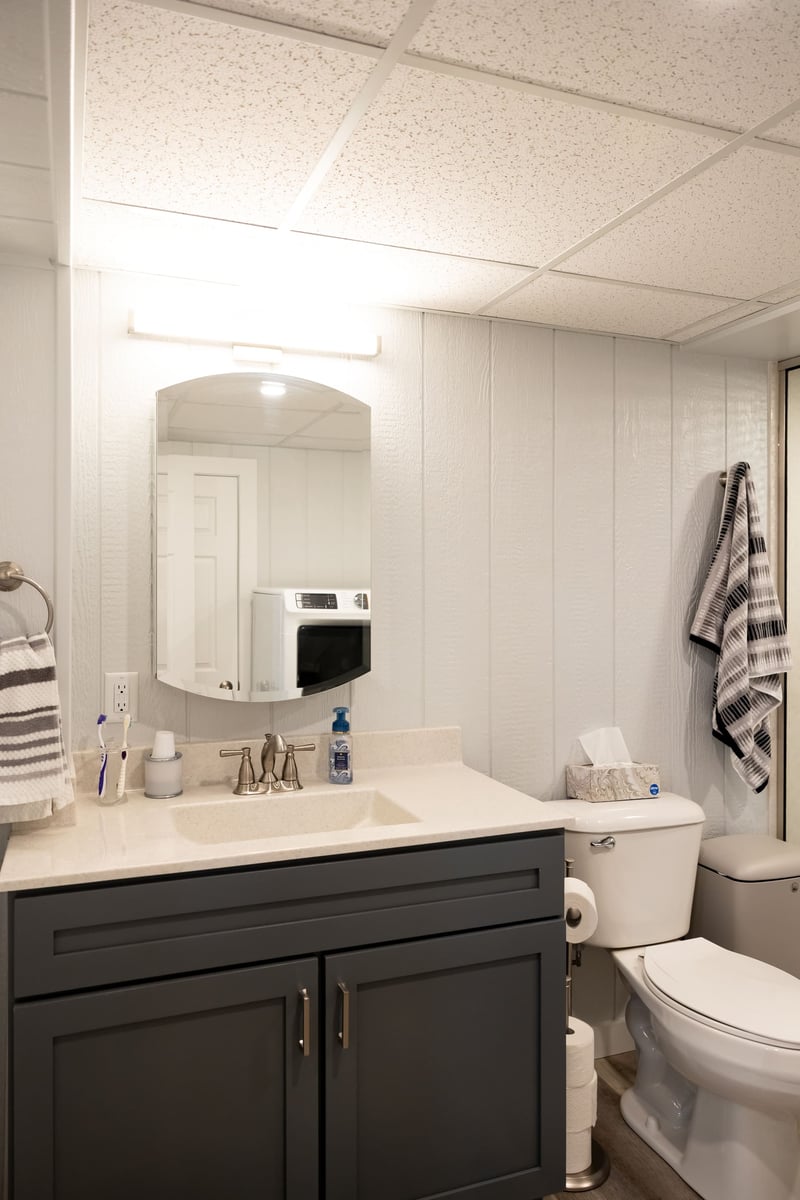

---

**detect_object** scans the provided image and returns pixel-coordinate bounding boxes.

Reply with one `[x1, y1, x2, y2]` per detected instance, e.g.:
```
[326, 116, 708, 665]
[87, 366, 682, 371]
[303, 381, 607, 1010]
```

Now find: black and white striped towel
[690, 462, 792, 793]
[0, 633, 73, 820]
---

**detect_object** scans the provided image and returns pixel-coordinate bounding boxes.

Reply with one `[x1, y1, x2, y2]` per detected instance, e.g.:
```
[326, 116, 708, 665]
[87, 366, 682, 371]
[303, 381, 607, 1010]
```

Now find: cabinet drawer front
[13, 832, 563, 997]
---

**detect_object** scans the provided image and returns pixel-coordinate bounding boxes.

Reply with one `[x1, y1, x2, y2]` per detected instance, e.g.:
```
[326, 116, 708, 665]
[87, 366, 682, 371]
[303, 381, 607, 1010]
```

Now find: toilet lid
[643, 938, 800, 1049]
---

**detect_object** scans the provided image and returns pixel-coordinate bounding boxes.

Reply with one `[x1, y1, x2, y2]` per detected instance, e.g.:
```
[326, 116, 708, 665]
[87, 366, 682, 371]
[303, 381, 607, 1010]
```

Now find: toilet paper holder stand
[564, 858, 611, 1193]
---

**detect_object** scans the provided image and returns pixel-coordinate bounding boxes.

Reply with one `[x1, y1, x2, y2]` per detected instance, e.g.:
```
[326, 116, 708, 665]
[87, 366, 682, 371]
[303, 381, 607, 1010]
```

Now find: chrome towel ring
[0, 561, 54, 635]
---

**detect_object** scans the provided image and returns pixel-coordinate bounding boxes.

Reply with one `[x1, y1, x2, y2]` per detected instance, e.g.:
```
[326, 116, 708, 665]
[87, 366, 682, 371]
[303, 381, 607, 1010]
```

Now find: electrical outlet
[104, 672, 138, 722]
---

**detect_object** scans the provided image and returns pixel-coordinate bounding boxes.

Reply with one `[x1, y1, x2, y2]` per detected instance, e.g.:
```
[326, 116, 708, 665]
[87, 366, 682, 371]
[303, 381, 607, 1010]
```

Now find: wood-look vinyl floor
[546, 1053, 701, 1200]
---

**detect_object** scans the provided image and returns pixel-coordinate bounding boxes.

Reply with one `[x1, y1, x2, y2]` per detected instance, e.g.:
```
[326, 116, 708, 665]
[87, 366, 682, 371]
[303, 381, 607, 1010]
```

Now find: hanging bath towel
[0, 633, 73, 821]
[690, 462, 792, 792]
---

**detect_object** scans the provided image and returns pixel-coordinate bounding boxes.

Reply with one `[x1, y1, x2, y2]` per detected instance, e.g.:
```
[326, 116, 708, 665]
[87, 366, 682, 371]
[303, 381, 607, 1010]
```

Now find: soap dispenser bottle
[329, 707, 353, 785]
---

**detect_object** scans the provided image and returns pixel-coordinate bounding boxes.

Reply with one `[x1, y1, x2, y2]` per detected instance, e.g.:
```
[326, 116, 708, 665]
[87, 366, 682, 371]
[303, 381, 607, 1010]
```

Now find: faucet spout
[259, 733, 288, 789]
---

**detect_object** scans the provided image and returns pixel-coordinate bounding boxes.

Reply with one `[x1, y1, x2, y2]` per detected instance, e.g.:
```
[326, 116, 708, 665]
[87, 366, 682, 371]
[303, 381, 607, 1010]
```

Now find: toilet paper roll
[566, 1071, 598, 1132]
[566, 1018, 595, 1088]
[566, 1127, 593, 1175]
[564, 877, 599, 944]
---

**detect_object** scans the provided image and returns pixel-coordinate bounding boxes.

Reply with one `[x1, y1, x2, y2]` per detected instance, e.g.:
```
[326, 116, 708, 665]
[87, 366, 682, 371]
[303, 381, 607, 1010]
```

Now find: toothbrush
[116, 713, 131, 801]
[97, 714, 108, 799]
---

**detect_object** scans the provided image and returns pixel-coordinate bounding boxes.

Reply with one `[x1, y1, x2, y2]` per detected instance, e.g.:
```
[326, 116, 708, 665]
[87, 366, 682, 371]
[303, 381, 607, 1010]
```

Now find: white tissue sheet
[578, 726, 631, 764]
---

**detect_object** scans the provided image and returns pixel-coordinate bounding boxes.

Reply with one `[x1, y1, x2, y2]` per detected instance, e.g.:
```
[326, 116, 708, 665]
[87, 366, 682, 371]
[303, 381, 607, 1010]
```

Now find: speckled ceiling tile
[566, 145, 800, 300]
[196, 0, 407, 46]
[409, 0, 800, 131]
[83, 0, 375, 225]
[485, 271, 748, 339]
[298, 65, 725, 266]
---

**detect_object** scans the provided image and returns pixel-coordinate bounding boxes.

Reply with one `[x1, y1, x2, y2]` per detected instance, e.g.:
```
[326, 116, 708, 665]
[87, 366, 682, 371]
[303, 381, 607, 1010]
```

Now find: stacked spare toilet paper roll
[564, 876, 600, 1175]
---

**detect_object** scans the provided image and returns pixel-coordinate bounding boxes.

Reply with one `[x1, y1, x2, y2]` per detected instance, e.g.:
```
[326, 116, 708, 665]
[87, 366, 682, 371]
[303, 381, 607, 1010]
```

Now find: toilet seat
[643, 938, 800, 1050]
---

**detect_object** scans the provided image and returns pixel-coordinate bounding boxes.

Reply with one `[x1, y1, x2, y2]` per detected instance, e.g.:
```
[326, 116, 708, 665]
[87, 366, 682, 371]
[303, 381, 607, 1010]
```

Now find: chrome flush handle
[589, 835, 616, 849]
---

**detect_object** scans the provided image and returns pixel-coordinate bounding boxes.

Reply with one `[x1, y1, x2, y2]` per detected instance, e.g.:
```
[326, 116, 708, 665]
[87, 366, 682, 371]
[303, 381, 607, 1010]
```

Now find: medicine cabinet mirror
[154, 372, 370, 702]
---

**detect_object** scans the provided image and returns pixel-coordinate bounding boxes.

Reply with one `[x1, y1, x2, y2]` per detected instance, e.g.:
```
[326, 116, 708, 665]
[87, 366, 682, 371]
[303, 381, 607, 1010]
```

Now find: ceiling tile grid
[83, 0, 375, 225]
[564, 145, 800, 300]
[195, 0, 407, 46]
[298, 64, 726, 265]
[485, 270, 747, 339]
[662, 301, 769, 343]
[409, 0, 800, 132]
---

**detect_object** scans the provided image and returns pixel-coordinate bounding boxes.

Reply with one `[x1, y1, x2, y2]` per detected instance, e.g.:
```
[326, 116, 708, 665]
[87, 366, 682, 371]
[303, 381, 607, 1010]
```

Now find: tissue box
[565, 762, 660, 803]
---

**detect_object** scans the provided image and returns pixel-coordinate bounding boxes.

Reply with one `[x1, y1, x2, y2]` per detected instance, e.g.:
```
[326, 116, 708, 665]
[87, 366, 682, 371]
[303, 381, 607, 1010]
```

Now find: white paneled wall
[72, 270, 772, 834]
[0, 266, 56, 639]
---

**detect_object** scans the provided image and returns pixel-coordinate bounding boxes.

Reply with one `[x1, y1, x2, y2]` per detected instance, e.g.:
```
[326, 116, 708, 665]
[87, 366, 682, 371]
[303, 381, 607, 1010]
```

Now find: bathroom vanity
[0, 753, 572, 1200]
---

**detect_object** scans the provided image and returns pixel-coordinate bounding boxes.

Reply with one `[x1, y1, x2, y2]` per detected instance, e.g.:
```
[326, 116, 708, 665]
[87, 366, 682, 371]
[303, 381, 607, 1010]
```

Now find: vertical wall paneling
[613, 338, 673, 777]
[723, 358, 772, 833]
[423, 313, 492, 772]
[96, 272, 189, 748]
[71, 271, 102, 747]
[0, 266, 55, 640]
[489, 322, 555, 798]
[54, 266, 73, 750]
[670, 350, 726, 834]
[553, 331, 615, 789]
[69, 271, 775, 839]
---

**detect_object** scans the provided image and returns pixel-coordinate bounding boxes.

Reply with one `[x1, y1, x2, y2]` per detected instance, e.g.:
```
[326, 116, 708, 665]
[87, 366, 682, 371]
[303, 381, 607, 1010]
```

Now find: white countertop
[0, 762, 574, 891]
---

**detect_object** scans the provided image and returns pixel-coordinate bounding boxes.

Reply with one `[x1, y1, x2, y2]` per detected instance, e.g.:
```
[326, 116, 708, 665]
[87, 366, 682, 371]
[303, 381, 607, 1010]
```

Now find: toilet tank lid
[557, 793, 704, 832]
[698, 834, 800, 881]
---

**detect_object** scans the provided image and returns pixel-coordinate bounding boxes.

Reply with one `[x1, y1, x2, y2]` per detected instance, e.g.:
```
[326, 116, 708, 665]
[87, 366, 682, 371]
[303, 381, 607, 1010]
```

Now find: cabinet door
[13, 959, 319, 1200]
[325, 920, 565, 1200]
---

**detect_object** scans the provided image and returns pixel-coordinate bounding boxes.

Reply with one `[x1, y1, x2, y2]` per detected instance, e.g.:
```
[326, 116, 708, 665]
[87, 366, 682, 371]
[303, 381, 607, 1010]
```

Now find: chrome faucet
[260, 733, 316, 791]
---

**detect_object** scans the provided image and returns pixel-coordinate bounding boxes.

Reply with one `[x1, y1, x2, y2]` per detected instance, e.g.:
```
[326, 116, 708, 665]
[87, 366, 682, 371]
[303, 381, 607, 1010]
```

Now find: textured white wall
[72, 269, 773, 835]
[0, 266, 56, 639]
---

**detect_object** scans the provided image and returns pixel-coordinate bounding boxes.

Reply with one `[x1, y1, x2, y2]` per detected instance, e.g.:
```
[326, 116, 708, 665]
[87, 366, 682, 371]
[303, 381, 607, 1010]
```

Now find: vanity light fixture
[129, 308, 381, 358]
[233, 344, 284, 365]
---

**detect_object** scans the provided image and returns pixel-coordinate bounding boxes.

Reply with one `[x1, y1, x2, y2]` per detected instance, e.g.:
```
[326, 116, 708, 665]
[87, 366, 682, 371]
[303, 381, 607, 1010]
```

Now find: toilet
[559, 793, 800, 1200]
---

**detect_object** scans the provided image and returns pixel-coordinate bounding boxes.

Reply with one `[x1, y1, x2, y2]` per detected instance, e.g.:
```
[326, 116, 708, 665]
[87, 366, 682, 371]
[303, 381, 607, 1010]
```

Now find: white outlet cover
[103, 672, 138, 722]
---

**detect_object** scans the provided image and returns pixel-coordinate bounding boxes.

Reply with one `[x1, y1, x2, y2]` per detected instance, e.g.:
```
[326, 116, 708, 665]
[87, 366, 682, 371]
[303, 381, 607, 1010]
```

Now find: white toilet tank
[558, 793, 705, 948]
[691, 834, 800, 977]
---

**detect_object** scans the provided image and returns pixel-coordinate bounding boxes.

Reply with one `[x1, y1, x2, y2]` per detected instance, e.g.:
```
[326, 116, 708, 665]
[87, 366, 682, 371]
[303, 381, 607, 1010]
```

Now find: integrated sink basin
[169, 788, 420, 844]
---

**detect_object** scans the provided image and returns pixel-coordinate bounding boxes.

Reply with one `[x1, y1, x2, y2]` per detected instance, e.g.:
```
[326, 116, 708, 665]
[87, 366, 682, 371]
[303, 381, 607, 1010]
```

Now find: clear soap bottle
[329, 706, 353, 784]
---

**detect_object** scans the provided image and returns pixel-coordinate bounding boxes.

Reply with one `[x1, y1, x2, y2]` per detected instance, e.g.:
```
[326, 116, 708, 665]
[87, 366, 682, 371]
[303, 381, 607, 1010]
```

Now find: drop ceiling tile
[83, 0, 375, 225]
[267, 232, 535, 312]
[409, 0, 800, 131]
[0, 164, 51, 222]
[74, 199, 532, 312]
[485, 271, 745, 339]
[663, 301, 768, 343]
[0, 215, 54, 260]
[196, 0, 406, 45]
[566, 146, 800, 299]
[299, 66, 725, 265]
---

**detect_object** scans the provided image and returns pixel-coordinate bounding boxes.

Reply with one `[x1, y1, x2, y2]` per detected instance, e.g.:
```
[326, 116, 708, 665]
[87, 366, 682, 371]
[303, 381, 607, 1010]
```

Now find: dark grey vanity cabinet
[8, 831, 566, 1200]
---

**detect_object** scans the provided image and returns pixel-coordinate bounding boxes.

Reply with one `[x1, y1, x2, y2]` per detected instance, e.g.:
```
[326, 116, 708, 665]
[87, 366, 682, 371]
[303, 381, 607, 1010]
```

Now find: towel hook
[0, 561, 54, 635]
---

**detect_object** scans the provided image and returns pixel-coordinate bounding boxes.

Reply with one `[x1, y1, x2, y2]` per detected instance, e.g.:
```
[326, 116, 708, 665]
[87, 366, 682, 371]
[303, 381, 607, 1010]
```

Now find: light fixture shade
[129, 307, 380, 358]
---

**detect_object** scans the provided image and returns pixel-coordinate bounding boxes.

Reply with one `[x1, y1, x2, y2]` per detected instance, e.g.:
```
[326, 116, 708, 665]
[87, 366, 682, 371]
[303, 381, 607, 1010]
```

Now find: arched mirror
[154, 372, 370, 702]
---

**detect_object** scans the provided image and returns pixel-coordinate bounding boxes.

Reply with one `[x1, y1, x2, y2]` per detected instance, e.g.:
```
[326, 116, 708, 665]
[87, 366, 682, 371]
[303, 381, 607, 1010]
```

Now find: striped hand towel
[690, 462, 792, 793]
[0, 633, 73, 821]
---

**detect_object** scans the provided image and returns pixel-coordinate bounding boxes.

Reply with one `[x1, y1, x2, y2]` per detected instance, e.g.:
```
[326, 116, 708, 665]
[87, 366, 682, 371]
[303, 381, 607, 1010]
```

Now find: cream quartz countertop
[0, 761, 574, 892]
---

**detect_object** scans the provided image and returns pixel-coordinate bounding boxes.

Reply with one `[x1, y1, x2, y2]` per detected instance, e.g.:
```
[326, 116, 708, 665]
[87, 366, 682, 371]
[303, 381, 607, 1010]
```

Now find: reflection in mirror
[155, 372, 370, 702]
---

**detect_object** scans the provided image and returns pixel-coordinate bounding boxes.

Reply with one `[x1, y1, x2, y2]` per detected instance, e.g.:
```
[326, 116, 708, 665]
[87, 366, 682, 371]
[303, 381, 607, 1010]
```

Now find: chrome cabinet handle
[338, 981, 350, 1050]
[299, 986, 311, 1056]
[589, 835, 616, 849]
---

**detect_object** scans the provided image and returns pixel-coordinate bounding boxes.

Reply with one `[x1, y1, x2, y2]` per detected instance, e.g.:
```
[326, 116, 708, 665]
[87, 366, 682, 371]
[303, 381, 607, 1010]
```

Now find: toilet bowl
[614, 941, 800, 1200]
[558, 796, 800, 1200]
